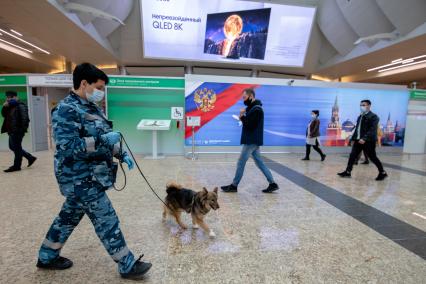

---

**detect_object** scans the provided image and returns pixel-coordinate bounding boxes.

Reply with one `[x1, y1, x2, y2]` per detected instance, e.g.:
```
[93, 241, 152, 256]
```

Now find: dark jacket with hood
[1, 101, 30, 135]
[240, 99, 264, 146]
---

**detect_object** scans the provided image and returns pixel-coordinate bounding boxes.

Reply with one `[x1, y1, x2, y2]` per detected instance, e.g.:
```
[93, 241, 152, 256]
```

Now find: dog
[162, 182, 219, 238]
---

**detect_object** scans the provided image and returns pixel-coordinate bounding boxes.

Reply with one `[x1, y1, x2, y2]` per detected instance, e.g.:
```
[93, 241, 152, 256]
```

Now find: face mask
[8, 99, 18, 106]
[86, 88, 105, 103]
[311, 114, 317, 119]
[243, 98, 252, 106]
[360, 106, 367, 113]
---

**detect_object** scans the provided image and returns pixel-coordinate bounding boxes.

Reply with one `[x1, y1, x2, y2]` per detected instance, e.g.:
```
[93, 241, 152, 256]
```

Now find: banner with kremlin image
[185, 82, 409, 146]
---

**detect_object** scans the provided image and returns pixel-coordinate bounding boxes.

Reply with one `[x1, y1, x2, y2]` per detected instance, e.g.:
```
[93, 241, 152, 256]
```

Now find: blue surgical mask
[311, 114, 316, 119]
[8, 99, 18, 106]
[86, 88, 105, 103]
[360, 106, 367, 113]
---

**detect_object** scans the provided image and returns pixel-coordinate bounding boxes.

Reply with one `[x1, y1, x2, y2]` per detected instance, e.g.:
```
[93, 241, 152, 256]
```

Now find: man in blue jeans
[221, 88, 278, 193]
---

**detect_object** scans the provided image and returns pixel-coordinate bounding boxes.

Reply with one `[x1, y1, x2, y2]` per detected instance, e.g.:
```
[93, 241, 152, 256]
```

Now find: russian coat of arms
[194, 88, 217, 112]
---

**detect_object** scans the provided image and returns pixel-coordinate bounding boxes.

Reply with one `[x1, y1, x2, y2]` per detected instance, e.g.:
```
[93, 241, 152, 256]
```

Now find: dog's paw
[192, 224, 200, 229]
[209, 230, 216, 238]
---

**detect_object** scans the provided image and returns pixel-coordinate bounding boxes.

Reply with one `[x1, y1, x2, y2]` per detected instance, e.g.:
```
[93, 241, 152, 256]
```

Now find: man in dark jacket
[221, 88, 279, 193]
[1, 91, 37, 172]
[338, 100, 387, 180]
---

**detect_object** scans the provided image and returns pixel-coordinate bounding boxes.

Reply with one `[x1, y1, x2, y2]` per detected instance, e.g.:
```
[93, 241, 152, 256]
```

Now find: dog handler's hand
[122, 153, 134, 170]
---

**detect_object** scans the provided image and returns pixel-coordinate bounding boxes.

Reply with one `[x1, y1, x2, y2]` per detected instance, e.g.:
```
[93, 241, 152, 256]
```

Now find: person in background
[221, 88, 279, 193]
[36, 63, 151, 280]
[338, 100, 387, 181]
[302, 110, 326, 161]
[1, 90, 37, 172]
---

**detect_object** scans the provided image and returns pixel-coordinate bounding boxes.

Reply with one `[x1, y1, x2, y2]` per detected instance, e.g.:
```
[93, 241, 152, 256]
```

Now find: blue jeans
[232, 144, 275, 186]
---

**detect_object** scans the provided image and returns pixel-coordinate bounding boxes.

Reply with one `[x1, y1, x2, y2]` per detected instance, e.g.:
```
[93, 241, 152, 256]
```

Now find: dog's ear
[213, 187, 218, 194]
[202, 187, 208, 194]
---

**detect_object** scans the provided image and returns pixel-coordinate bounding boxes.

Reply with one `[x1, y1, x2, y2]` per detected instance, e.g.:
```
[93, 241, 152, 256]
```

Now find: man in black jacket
[221, 88, 279, 193]
[338, 100, 387, 180]
[1, 91, 37, 172]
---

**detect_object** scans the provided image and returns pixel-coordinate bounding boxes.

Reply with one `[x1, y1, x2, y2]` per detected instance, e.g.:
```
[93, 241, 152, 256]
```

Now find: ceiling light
[0, 38, 33, 53]
[10, 29, 23, 36]
[378, 59, 426, 73]
[0, 28, 50, 54]
[367, 54, 426, 72]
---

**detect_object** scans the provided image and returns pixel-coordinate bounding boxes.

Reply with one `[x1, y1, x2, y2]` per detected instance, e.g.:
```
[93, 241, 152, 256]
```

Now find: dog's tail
[166, 182, 183, 194]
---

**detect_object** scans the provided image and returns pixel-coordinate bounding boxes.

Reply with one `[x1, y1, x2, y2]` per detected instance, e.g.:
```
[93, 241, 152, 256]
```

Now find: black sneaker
[4, 166, 21, 173]
[221, 184, 238, 192]
[301, 157, 309, 161]
[28, 156, 37, 167]
[262, 183, 279, 193]
[361, 160, 369, 165]
[36, 256, 73, 270]
[121, 255, 152, 280]
[375, 172, 388, 181]
[337, 171, 351, 178]
[321, 154, 326, 162]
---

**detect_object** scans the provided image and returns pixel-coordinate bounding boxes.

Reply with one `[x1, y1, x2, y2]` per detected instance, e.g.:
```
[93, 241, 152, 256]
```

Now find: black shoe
[36, 256, 73, 270]
[354, 161, 359, 165]
[337, 171, 351, 178]
[28, 156, 37, 167]
[321, 154, 326, 162]
[375, 172, 388, 181]
[4, 166, 21, 173]
[221, 184, 238, 192]
[301, 157, 309, 161]
[121, 255, 152, 280]
[262, 183, 279, 193]
[361, 160, 369, 165]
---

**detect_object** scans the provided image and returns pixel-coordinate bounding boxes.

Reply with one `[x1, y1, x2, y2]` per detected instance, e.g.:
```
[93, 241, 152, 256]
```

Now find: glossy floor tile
[0, 150, 425, 283]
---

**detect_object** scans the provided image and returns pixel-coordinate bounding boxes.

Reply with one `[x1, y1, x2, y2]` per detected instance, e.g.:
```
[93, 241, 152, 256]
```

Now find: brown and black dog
[162, 182, 219, 237]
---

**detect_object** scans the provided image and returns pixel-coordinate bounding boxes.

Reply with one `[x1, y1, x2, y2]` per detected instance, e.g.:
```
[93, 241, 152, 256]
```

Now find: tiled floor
[0, 150, 425, 283]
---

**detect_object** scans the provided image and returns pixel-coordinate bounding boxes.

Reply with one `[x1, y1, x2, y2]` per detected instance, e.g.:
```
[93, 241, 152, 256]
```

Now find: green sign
[108, 76, 184, 89]
[0, 75, 27, 86]
[410, 89, 426, 100]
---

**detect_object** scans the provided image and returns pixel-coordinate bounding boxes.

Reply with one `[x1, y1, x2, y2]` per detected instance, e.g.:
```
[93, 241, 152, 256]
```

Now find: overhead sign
[108, 76, 184, 89]
[28, 75, 72, 87]
[171, 107, 184, 119]
[0, 75, 27, 86]
[410, 89, 426, 101]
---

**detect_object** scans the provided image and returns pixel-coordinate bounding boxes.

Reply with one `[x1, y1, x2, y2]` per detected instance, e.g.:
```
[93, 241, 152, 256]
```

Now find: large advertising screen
[141, 0, 316, 67]
[185, 81, 409, 147]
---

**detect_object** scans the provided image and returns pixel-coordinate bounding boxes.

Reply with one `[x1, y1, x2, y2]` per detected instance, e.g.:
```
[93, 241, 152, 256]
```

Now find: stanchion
[186, 125, 198, 160]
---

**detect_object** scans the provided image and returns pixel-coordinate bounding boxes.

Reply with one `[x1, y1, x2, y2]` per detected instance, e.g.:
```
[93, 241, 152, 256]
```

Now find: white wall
[403, 99, 426, 154]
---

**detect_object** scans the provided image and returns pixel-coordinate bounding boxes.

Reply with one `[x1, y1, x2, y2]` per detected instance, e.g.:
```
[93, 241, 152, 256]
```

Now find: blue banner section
[185, 83, 409, 147]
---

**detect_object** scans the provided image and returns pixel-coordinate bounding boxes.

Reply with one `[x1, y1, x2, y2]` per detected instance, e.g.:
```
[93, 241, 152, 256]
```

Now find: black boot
[28, 156, 37, 167]
[4, 166, 21, 173]
[321, 154, 326, 162]
[301, 157, 309, 161]
[120, 255, 152, 280]
[262, 183, 279, 193]
[375, 172, 388, 181]
[361, 160, 369, 165]
[221, 184, 238, 192]
[36, 256, 73, 270]
[337, 171, 351, 178]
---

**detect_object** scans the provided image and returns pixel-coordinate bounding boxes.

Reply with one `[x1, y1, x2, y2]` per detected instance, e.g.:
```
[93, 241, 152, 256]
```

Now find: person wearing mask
[301, 110, 326, 161]
[221, 88, 279, 193]
[338, 100, 387, 181]
[1, 91, 37, 172]
[36, 63, 152, 280]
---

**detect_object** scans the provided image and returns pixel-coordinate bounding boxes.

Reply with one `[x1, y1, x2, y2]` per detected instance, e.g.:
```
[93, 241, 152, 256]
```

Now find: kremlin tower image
[325, 96, 346, 146]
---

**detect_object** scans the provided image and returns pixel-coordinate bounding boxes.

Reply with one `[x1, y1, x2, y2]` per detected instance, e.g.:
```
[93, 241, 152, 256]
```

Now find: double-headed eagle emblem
[194, 88, 217, 112]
